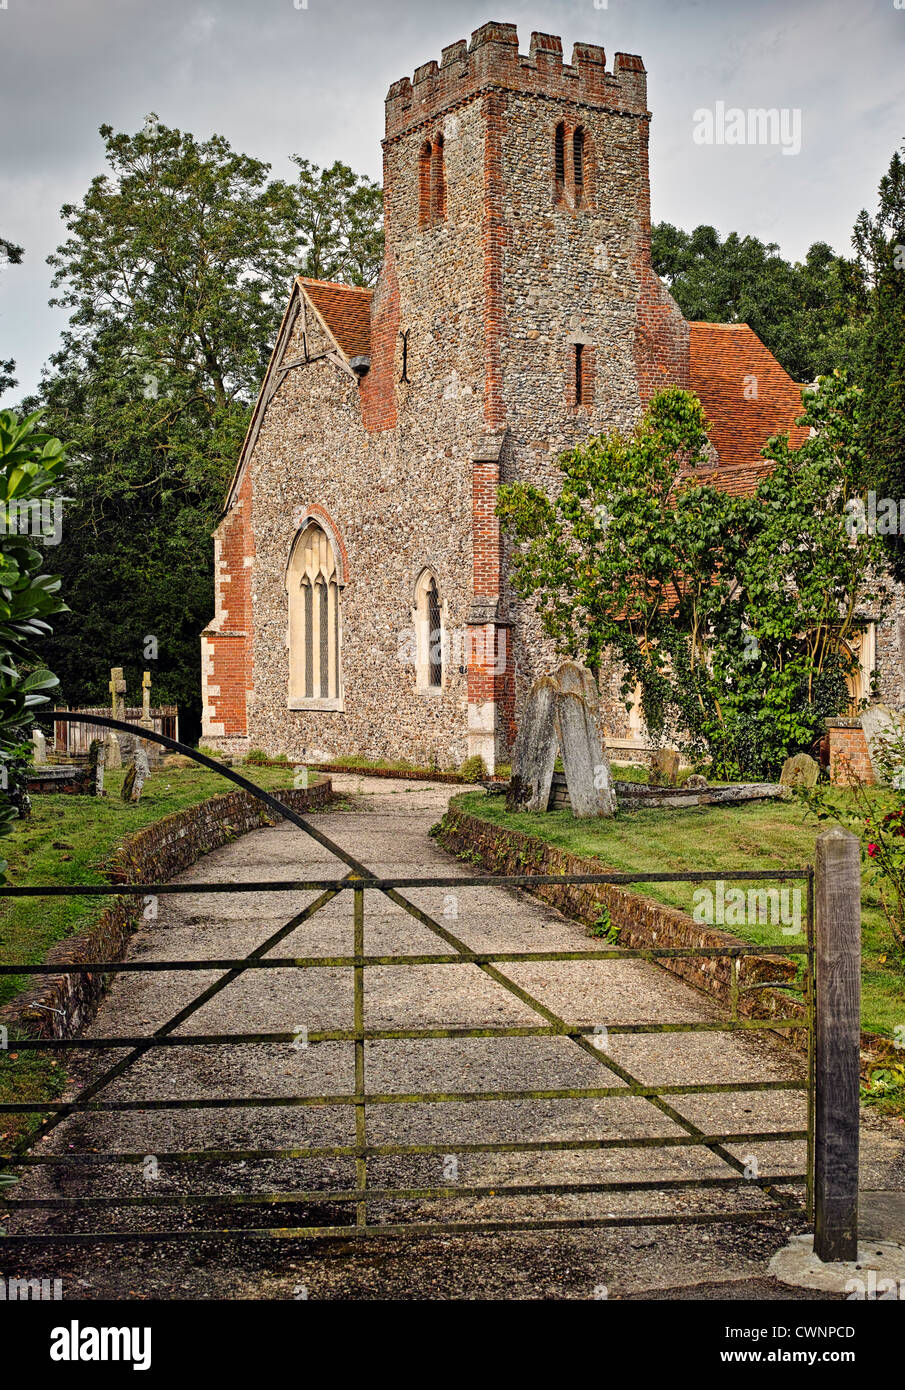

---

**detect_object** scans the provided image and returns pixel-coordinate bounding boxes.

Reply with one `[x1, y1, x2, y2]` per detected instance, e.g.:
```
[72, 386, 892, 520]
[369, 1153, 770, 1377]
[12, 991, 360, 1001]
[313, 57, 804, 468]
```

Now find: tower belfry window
[554, 122, 566, 184]
[573, 127, 585, 192]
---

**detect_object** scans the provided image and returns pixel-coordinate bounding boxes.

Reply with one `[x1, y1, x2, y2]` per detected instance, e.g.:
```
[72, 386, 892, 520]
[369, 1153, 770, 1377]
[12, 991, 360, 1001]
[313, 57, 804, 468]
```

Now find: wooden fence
[52, 706, 179, 757]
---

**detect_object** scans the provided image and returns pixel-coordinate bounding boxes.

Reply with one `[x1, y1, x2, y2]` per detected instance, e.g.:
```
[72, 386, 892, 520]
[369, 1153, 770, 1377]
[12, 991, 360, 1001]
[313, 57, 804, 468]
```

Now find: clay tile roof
[689, 322, 810, 492]
[297, 277, 372, 360]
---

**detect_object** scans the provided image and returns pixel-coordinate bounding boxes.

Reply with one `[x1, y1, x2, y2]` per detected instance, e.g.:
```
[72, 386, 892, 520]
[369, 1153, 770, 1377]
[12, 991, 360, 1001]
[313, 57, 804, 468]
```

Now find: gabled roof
[689, 322, 810, 493]
[298, 277, 372, 360]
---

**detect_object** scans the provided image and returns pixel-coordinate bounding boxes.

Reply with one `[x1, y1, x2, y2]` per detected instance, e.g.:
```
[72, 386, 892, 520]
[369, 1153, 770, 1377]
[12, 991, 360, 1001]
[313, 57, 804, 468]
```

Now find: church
[200, 21, 885, 773]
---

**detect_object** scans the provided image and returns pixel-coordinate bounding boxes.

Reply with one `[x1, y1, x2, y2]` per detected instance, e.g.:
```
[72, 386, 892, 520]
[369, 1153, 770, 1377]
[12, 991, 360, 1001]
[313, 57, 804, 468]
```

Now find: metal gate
[0, 714, 818, 1247]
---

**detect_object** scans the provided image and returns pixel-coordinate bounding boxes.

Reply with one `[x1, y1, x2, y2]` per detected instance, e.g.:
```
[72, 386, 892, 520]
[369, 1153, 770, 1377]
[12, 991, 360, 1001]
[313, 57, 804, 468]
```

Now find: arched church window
[287, 521, 342, 706]
[415, 569, 444, 691]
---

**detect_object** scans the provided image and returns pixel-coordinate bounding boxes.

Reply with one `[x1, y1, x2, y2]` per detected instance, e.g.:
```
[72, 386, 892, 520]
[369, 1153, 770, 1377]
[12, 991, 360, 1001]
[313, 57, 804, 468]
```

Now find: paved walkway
[8, 775, 904, 1299]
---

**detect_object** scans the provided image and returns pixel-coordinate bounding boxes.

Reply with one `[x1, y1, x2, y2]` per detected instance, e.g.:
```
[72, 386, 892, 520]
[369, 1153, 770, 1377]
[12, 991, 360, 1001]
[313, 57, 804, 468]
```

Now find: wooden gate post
[814, 825, 861, 1262]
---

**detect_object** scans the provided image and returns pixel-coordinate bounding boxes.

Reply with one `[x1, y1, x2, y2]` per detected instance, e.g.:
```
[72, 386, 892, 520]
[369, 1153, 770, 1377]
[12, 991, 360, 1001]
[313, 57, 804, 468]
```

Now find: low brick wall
[434, 803, 803, 1031]
[1, 779, 333, 1041]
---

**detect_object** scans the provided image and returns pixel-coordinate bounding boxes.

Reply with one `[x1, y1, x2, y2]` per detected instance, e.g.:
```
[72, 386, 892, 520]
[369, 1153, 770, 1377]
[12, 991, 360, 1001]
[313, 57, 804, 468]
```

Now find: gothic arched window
[287, 521, 342, 707]
[414, 569, 444, 691]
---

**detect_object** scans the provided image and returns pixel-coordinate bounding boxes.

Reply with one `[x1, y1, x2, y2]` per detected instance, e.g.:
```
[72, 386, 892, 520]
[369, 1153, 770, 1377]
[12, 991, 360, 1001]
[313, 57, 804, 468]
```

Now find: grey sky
[1, 0, 903, 405]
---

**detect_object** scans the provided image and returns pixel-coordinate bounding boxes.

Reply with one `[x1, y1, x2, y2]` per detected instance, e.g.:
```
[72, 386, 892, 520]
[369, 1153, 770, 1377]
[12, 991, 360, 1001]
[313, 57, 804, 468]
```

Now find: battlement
[385, 22, 647, 140]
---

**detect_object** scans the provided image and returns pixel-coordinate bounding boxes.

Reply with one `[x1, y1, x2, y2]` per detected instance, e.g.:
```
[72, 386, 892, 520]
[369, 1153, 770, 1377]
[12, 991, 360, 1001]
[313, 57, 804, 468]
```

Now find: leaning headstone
[507, 675, 558, 812]
[121, 744, 150, 803]
[554, 687, 616, 818]
[861, 705, 905, 785]
[779, 752, 819, 789]
[31, 727, 47, 765]
[87, 738, 106, 796]
[649, 747, 681, 787]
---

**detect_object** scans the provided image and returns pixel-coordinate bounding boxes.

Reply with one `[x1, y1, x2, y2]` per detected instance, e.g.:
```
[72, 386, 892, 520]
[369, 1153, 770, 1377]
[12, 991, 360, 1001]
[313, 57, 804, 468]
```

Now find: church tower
[362, 24, 688, 766]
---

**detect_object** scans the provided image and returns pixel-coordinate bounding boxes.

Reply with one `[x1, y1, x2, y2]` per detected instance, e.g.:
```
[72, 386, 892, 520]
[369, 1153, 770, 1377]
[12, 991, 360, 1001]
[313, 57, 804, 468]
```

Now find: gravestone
[138, 669, 161, 767]
[860, 705, 905, 785]
[121, 743, 150, 803]
[686, 773, 708, 790]
[105, 666, 127, 769]
[649, 747, 680, 787]
[87, 738, 106, 796]
[554, 683, 616, 819]
[779, 752, 819, 789]
[553, 660, 615, 815]
[31, 727, 47, 765]
[507, 675, 558, 812]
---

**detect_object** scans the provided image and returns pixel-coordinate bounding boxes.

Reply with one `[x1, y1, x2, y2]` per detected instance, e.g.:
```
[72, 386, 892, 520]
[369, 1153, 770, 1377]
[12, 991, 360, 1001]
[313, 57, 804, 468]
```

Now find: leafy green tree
[0, 410, 67, 862]
[651, 223, 861, 382]
[498, 381, 881, 778]
[1, 237, 24, 396]
[291, 157, 384, 286]
[851, 142, 905, 579]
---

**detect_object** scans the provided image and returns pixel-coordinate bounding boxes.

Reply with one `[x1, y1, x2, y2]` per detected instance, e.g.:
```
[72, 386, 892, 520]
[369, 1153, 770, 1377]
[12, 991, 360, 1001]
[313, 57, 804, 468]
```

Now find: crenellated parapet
[385, 22, 648, 140]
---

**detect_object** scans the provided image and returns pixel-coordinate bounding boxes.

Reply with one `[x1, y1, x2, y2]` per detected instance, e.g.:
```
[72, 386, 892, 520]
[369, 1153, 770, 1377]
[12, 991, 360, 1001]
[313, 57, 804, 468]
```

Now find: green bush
[243, 748, 270, 766]
[459, 754, 487, 783]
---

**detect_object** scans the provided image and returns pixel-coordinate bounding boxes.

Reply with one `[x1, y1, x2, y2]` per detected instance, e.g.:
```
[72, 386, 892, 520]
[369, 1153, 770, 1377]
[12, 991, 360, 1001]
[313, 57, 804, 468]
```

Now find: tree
[852, 141, 905, 580]
[291, 157, 384, 286]
[0, 410, 67, 866]
[0, 237, 24, 396]
[651, 223, 861, 382]
[32, 120, 384, 736]
[497, 381, 882, 778]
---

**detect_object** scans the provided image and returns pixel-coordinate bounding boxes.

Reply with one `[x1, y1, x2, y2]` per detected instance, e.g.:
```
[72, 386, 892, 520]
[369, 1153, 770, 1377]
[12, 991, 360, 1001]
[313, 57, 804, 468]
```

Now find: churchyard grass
[0, 763, 310, 1145]
[452, 789, 905, 1043]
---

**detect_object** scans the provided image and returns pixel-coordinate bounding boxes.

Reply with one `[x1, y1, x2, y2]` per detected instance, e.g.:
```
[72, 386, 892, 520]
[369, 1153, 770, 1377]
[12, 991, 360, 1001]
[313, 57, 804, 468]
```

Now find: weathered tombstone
[104, 730, 122, 770]
[554, 686, 616, 818]
[649, 747, 680, 787]
[554, 661, 616, 815]
[779, 752, 819, 789]
[121, 743, 150, 803]
[686, 773, 708, 790]
[105, 666, 127, 769]
[31, 727, 47, 765]
[861, 704, 905, 785]
[87, 738, 106, 796]
[507, 675, 558, 812]
[139, 670, 161, 767]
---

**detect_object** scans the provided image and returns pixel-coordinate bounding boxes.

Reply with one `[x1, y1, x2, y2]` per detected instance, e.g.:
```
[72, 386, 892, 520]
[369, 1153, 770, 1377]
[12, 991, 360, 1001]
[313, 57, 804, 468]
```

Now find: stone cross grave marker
[104, 667, 126, 769]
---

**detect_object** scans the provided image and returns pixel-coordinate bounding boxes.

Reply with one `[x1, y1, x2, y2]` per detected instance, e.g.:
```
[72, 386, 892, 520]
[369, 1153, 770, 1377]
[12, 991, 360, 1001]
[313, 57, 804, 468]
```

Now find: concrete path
[7, 775, 904, 1299]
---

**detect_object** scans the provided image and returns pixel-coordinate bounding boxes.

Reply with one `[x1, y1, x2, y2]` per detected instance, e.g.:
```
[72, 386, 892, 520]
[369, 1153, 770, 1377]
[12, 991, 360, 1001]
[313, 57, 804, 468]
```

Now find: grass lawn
[0, 761, 312, 1146]
[452, 789, 905, 1043]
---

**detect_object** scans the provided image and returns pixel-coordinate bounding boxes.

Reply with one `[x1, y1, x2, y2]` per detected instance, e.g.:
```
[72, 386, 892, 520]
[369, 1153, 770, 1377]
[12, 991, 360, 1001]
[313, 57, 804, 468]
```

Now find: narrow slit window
[554, 122, 566, 185]
[573, 127, 585, 192]
[428, 578, 442, 688]
[575, 344, 585, 405]
[431, 134, 446, 222]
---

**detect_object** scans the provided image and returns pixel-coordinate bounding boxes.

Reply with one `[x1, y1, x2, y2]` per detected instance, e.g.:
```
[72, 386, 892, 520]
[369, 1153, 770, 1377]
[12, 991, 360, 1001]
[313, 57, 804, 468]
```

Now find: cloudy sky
[1, 0, 902, 405]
